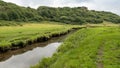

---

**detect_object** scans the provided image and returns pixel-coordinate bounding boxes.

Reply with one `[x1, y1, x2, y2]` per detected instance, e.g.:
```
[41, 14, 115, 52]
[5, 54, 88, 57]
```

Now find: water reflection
[0, 42, 61, 68]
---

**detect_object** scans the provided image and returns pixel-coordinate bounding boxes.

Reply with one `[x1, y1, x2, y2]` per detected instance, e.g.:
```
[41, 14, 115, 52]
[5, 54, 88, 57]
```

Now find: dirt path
[97, 46, 104, 68]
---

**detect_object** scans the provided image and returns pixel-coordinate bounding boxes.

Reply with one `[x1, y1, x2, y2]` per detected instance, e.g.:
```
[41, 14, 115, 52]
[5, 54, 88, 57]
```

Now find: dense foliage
[0, 0, 42, 22]
[0, 0, 120, 24]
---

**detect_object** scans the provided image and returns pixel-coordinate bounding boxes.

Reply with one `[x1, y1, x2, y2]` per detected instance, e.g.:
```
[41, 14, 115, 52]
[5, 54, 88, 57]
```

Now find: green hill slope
[0, 0, 120, 24]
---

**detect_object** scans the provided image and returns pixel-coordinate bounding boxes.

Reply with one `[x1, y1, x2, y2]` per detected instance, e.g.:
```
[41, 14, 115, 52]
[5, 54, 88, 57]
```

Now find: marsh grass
[0, 22, 80, 52]
[32, 27, 120, 68]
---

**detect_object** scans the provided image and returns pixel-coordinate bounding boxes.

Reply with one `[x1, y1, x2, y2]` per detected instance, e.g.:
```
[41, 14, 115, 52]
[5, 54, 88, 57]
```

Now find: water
[0, 42, 61, 68]
[0, 29, 78, 68]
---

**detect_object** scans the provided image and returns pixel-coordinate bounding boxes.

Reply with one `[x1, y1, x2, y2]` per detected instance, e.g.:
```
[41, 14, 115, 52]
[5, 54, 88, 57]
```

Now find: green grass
[32, 27, 120, 68]
[0, 21, 80, 50]
[0, 20, 23, 26]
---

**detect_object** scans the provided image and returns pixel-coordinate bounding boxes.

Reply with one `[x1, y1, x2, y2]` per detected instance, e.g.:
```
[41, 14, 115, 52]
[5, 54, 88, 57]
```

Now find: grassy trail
[32, 27, 120, 68]
[97, 45, 104, 68]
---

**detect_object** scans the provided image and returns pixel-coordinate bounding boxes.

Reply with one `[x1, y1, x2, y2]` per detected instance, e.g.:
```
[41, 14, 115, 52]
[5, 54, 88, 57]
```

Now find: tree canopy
[0, 0, 120, 24]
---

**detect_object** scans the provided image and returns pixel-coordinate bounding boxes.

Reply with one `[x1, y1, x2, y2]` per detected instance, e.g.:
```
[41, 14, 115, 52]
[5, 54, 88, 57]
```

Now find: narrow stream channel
[0, 42, 61, 68]
[0, 29, 78, 68]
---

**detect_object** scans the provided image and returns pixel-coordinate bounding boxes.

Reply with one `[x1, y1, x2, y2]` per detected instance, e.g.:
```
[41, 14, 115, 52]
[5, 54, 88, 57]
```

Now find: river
[0, 29, 77, 68]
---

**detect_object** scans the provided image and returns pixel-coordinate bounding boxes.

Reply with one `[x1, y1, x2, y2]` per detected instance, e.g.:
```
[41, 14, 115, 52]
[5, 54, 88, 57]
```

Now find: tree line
[0, 0, 120, 24]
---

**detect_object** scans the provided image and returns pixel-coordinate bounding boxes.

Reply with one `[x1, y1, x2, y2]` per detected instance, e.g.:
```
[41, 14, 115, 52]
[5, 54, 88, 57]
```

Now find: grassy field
[32, 27, 120, 68]
[0, 20, 24, 26]
[0, 21, 80, 51]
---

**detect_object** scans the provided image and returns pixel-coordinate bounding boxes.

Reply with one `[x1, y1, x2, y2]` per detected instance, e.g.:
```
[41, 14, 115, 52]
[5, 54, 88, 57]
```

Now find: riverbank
[0, 22, 81, 53]
[32, 27, 120, 68]
[0, 27, 78, 61]
[0, 25, 80, 68]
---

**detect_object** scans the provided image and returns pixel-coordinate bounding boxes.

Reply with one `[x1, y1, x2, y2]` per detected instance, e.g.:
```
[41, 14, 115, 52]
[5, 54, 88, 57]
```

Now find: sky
[2, 0, 120, 15]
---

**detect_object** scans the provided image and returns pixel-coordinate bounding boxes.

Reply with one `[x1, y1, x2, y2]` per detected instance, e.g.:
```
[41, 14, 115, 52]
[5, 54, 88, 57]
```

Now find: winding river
[0, 29, 77, 68]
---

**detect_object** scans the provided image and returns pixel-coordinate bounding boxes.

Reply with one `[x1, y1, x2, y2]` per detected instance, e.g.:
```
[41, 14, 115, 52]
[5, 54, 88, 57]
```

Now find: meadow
[32, 27, 120, 68]
[0, 21, 80, 52]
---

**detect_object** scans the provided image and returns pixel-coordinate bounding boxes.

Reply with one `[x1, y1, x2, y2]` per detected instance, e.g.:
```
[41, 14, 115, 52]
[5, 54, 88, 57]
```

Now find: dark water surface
[0, 30, 77, 68]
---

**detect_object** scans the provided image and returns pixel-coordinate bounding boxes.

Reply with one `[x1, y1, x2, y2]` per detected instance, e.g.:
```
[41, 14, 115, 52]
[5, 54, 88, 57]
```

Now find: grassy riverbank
[0, 21, 80, 52]
[32, 27, 120, 68]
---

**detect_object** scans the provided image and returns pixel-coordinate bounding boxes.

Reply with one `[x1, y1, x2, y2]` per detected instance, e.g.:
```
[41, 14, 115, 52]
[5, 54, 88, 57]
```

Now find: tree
[0, 12, 9, 20]
[7, 10, 20, 20]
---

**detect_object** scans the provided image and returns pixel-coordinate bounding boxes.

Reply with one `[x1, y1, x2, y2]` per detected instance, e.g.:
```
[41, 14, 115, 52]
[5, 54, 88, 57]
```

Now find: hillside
[0, 0, 120, 24]
[0, 0, 41, 22]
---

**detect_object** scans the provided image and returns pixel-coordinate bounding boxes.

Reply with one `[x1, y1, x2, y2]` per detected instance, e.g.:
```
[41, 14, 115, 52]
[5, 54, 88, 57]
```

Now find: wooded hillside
[0, 0, 120, 24]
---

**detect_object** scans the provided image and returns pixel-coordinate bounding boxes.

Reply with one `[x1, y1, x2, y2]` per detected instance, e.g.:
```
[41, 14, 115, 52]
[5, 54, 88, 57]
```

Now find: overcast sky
[2, 0, 120, 15]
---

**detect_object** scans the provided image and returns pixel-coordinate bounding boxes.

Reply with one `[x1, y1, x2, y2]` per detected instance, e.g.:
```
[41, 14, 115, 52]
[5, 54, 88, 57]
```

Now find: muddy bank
[0, 27, 82, 53]
[0, 28, 80, 61]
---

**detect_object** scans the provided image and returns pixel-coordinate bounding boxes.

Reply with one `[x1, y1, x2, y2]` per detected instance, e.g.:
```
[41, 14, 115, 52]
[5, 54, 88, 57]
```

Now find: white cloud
[3, 0, 22, 6]
[2, 0, 120, 15]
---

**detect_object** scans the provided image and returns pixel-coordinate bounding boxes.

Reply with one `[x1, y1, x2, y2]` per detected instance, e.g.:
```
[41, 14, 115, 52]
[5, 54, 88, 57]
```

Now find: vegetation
[0, 0, 120, 25]
[37, 7, 120, 24]
[0, 0, 120, 67]
[0, 20, 23, 26]
[32, 27, 120, 68]
[0, 0, 41, 22]
[0, 21, 80, 52]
